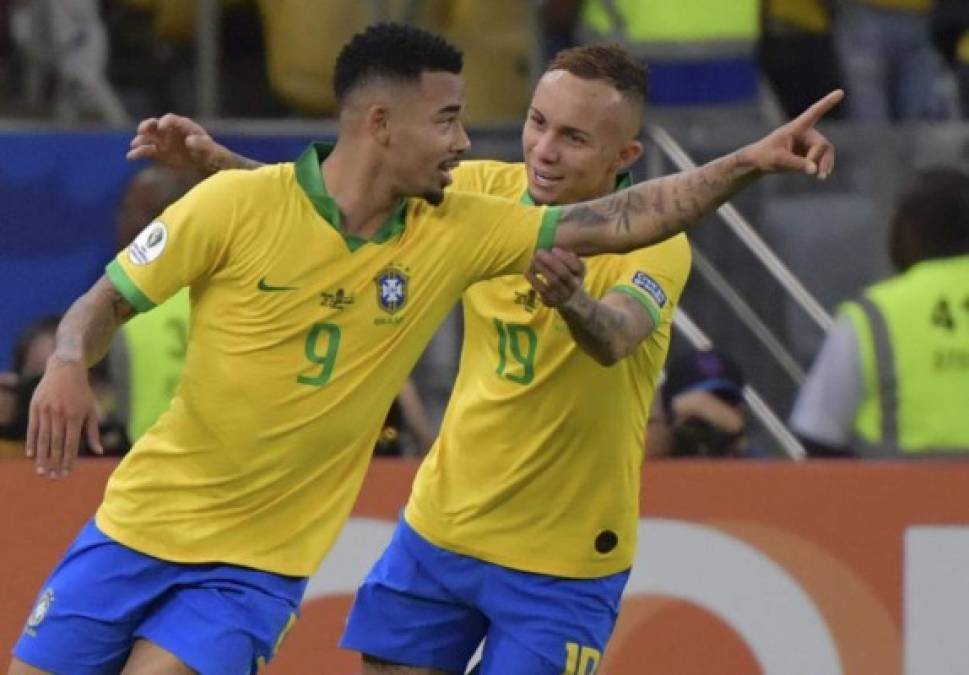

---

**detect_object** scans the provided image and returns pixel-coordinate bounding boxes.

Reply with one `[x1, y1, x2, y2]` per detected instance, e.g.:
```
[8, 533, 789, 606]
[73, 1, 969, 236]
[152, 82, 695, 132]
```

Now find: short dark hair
[546, 44, 648, 109]
[890, 168, 969, 269]
[333, 22, 463, 104]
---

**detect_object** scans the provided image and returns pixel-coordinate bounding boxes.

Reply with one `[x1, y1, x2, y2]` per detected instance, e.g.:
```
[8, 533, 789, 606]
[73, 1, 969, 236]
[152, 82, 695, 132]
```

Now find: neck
[322, 140, 402, 237]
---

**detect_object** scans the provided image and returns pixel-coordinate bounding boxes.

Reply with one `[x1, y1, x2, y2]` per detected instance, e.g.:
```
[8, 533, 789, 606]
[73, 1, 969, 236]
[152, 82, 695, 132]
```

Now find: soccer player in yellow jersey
[14, 21, 840, 675]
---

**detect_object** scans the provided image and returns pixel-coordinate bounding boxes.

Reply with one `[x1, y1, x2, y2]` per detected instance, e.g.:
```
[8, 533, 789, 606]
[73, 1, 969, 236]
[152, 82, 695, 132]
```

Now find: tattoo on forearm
[559, 292, 631, 364]
[205, 151, 263, 175]
[559, 151, 756, 251]
[109, 287, 136, 323]
[55, 278, 134, 366]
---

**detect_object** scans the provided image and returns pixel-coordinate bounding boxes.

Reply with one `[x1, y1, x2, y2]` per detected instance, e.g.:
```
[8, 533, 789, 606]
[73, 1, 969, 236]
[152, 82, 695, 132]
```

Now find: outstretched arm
[127, 114, 263, 174]
[26, 276, 136, 478]
[553, 90, 843, 255]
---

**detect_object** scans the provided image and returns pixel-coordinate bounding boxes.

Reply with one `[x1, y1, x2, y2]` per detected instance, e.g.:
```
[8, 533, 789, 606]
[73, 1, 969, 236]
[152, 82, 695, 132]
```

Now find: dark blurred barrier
[3, 458, 969, 673]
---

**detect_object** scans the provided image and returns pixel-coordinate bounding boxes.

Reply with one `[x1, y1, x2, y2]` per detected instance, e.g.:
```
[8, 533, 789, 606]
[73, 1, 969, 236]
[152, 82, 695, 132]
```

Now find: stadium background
[2, 1, 969, 672]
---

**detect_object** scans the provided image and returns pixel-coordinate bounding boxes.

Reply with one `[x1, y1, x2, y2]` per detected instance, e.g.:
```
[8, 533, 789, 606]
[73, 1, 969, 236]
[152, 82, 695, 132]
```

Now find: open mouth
[438, 158, 461, 185]
[530, 166, 563, 189]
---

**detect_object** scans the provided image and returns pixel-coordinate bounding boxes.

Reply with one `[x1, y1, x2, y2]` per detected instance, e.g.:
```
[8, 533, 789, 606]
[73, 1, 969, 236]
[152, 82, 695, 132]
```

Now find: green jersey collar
[519, 171, 633, 205]
[295, 142, 407, 251]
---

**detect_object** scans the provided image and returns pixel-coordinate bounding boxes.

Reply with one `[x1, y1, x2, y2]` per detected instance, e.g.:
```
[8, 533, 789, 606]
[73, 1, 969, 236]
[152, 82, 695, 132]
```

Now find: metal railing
[647, 125, 834, 334]
[645, 125, 835, 458]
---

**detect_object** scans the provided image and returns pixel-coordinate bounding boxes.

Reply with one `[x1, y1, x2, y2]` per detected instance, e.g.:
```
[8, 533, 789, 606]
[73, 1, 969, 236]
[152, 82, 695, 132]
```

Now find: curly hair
[334, 22, 463, 103]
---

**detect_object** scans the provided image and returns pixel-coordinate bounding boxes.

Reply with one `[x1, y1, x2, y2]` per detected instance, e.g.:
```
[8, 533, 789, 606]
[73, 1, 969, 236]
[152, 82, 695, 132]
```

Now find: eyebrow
[561, 125, 592, 139]
[529, 106, 591, 139]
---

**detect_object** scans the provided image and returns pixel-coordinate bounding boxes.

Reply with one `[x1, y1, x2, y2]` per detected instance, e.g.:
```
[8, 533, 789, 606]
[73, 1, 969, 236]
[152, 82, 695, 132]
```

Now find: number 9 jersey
[98, 144, 560, 577]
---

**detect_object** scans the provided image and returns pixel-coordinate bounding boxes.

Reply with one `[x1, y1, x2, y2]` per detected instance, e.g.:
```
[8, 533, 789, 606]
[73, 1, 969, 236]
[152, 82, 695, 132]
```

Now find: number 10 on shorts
[564, 642, 601, 675]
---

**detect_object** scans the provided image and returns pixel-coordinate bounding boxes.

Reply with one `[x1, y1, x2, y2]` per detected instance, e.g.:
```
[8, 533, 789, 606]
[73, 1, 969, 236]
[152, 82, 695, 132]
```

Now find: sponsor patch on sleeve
[128, 221, 168, 266]
[631, 271, 667, 308]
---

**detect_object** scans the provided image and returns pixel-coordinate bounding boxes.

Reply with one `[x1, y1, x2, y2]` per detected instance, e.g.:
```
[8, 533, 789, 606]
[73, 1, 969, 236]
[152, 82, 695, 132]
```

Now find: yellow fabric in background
[765, 0, 831, 33]
[851, 0, 931, 14]
[957, 32, 969, 64]
[124, 0, 247, 42]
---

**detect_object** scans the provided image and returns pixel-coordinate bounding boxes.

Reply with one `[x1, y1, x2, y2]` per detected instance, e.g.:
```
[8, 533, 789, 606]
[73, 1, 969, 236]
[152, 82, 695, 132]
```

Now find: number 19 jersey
[405, 160, 691, 578]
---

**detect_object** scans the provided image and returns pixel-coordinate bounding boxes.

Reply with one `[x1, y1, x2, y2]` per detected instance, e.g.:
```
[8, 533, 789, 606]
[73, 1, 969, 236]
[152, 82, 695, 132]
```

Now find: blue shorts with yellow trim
[341, 518, 628, 674]
[13, 520, 306, 675]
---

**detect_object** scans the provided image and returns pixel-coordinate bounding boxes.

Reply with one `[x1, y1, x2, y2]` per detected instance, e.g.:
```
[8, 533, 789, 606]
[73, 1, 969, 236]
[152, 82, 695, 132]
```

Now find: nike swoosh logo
[258, 277, 297, 292]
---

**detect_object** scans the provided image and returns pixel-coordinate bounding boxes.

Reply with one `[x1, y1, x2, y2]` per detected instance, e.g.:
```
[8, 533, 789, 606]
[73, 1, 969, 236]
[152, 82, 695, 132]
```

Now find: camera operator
[648, 349, 749, 459]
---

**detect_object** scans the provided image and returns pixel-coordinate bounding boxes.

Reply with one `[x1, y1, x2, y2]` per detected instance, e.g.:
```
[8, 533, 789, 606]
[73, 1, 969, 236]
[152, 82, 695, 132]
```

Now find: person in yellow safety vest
[577, 0, 761, 105]
[791, 168, 969, 457]
[109, 166, 201, 441]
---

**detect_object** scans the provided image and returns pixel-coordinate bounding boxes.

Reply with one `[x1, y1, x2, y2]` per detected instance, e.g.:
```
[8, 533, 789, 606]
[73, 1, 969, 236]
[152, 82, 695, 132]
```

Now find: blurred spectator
[13, 313, 59, 378]
[568, 0, 761, 107]
[4, 314, 128, 454]
[374, 378, 436, 457]
[931, 0, 969, 118]
[836, 0, 954, 121]
[0, 315, 62, 441]
[791, 168, 969, 457]
[109, 165, 200, 441]
[257, 0, 528, 123]
[647, 349, 751, 459]
[256, 0, 375, 116]
[0, 371, 18, 454]
[9, 0, 128, 123]
[439, 0, 532, 124]
[0, 0, 14, 100]
[105, 0, 284, 118]
[760, 0, 846, 120]
[540, 0, 580, 63]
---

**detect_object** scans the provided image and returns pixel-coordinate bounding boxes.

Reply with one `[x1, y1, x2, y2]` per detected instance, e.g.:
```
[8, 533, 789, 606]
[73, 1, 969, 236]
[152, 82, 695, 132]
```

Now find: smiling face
[382, 71, 470, 206]
[522, 69, 643, 206]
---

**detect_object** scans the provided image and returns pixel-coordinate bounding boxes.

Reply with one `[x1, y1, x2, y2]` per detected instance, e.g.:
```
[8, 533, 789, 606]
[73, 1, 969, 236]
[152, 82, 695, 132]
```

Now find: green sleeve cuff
[610, 284, 661, 330]
[535, 205, 561, 251]
[105, 260, 156, 313]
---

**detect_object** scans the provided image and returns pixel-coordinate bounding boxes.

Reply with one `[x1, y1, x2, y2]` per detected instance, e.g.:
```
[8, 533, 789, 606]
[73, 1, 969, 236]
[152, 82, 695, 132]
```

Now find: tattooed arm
[527, 249, 655, 366]
[558, 290, 654, 366]
[127, 114, 263, 174]
[26, 276, 137, 478]
[553, 90, 843, 256]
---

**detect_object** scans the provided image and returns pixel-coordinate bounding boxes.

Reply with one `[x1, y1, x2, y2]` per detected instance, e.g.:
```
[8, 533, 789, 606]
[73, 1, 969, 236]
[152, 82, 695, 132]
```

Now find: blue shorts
[341, 519, 628, 675]
[13, 520, 307, 675]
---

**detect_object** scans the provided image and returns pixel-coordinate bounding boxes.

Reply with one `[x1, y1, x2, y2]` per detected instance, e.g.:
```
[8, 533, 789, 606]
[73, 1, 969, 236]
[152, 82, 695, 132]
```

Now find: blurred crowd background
[2, 0, 969, 459]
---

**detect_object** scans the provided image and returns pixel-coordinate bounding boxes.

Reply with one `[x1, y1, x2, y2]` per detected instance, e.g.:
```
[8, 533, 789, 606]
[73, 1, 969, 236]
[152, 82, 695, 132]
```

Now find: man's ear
[365, 104, 392, 146]
[616, 139, 644, 173]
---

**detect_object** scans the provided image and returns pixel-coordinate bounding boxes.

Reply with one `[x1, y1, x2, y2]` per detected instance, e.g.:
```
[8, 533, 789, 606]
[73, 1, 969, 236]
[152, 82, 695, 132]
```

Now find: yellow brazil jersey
[405, 160, 691, 578]
[97, 145, 559, 577]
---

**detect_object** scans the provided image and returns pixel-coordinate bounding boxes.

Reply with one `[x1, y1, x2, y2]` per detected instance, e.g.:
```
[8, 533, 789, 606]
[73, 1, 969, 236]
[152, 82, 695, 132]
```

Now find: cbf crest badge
[374, 265, 409, 314]
[26, 588, 54, 631]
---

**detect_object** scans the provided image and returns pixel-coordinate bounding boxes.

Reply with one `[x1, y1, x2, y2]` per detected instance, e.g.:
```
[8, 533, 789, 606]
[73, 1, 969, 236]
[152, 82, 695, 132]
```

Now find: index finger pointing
[792, 89, 844, 131]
